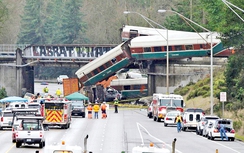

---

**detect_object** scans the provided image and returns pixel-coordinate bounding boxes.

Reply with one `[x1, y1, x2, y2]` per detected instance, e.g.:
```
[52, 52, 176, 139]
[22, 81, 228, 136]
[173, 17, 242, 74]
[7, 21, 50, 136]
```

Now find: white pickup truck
[15, 116, 46, 148]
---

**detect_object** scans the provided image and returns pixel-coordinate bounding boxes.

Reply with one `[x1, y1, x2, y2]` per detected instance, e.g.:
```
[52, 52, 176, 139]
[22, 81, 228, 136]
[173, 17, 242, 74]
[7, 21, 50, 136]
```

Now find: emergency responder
[87, 103, 93, 119]
[93, 102, 100, 119]
[174, 114, 183, 132]
[101, 102, 107, 119]
[43, 86, 49, 93]
[56, 88, 62, 98]
[114, 98, 119, 113]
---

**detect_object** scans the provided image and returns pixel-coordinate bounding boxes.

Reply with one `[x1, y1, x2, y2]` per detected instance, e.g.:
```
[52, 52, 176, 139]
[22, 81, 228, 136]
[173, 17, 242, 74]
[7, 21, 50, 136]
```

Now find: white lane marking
[136, 122, 183, 153]
[191, 131, 241, 153]
[211, 141, 241, 153]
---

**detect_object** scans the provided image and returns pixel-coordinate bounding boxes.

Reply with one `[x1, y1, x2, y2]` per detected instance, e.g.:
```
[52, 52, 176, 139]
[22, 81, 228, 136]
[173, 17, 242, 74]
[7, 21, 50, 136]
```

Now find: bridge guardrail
[0, 44, 29, 52]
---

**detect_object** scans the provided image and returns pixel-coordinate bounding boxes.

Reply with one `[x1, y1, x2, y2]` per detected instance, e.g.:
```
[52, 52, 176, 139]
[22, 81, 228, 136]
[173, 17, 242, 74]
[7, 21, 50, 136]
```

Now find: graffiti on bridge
[25, 45, 116, 58]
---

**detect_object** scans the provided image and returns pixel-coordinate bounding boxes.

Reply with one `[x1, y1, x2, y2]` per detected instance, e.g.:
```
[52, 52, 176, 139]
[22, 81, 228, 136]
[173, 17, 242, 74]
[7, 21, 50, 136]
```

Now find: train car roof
[75, 42, 126, 78]
[130, 34, 221, 47]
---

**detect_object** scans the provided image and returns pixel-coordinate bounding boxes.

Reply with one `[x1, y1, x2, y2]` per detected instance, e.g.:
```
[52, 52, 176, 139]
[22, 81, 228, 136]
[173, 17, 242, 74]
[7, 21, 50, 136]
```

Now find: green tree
[17, 0, 45, 44]
[200, 0, 244, 49]
[0, 87, 7, 99]
[55, 0, 86, 44]
[0, 0, 8, 33]
[162, 0, 205, 32]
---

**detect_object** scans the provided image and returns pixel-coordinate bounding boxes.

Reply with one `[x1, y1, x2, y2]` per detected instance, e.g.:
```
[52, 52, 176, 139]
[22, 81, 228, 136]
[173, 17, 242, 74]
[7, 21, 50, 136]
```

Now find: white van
[0, 110, 13, 130]
[181, 108, 204, 131]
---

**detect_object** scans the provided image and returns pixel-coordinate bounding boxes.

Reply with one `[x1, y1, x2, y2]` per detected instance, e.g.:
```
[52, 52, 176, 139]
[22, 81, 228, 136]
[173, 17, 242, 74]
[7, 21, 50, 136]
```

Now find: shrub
[174, 86, 189, 96]
[233, 120, 242, 131]
[0, 87, 7, 99]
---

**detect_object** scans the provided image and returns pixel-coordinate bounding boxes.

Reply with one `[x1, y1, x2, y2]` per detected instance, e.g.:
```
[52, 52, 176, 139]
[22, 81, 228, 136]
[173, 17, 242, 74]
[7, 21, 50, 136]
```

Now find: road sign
[220, 92, 227, 102]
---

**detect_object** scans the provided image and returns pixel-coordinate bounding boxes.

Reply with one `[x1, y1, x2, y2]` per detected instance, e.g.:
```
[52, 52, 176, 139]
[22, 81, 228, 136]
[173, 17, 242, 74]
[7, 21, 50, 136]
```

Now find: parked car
[0, 110, 13, 130]
[164, 111, 182, 127]
[71, 101, 85, 118]
[57, 75, 69, 84]
[196, 115, 219, 136]
[182, 108, 204, 131]
[202, 120, 214, 138]
[207, 119, 235, 141]
[147, 102, 153, 118]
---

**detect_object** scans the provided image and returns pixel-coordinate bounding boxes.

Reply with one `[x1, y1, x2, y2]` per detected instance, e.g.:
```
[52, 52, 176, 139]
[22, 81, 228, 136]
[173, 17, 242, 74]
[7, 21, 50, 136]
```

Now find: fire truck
[152, 93, 184, 122]
[43, 99, 72, 129]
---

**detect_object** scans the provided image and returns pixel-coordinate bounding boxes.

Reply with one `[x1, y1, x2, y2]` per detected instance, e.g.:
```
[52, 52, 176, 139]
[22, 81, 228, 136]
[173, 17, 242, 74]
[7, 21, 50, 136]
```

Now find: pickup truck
[57, 75, 69, 84]
[15, 116, 46, 148]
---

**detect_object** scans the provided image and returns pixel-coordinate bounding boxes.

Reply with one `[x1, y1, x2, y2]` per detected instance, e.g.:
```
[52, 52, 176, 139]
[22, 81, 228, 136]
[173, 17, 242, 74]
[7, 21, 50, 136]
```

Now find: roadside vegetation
[174, 65, 244, 141]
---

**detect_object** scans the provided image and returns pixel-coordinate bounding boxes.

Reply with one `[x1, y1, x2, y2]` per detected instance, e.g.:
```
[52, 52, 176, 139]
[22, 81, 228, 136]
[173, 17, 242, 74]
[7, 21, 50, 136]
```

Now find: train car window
[104, 62, 112, 68]
[87, 72, 93, 78]
[144, 47, 151, 52]
[129, 30, 138, 39]
[98, 65, 105, 71]
[139, 34, 148, 36]
[133, 85, 142, 90]
[200, 44, 203, 49]
[163, 46, 173, 51]
[154, 46, 162, 52]
[175, 45, 182, 51]
[124, 85, 131, 90]
[93, 68, 99, 74]
[185, 45, 193, 50]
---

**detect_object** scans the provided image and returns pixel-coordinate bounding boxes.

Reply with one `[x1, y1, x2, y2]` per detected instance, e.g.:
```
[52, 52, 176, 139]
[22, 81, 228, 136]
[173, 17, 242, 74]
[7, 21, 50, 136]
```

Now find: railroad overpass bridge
[0, 44, 116, 96]
[0, 44, 228, 97]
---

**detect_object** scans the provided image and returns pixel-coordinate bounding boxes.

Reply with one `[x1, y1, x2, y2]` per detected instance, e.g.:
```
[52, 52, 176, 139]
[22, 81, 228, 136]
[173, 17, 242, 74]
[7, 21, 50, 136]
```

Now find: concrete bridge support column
[16, 48, 23, 96]
[16, 48, 34, 97]
[147, 61, 156, 96]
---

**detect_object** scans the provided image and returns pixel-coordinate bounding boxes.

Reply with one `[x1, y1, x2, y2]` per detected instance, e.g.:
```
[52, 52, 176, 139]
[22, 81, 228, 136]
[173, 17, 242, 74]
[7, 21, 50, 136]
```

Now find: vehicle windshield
[167, 112, 180, 117]
[159, 99, 171, 106]
[60, 75, 68, 78]
[22, 120, 42, 130]
[45, 103, 64, 109]
[172, 99, 183, 107]
[54, 151, 73, 153]
[218, 120, 232, 128]
[72, 103, 84, 108]
[28, 105, 40, 109]
[3, 112, 13, 117]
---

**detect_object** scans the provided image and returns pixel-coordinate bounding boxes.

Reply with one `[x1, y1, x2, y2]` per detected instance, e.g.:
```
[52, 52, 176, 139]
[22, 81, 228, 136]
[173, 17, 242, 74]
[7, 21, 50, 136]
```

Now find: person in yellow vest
[114, 98, 119, 113]
[93, 102, 100, 119]
[43, 86, 49, 93]
[87, 103, 93, 119]
[56, 88, 62, 98]
[174, 114, 183, 132]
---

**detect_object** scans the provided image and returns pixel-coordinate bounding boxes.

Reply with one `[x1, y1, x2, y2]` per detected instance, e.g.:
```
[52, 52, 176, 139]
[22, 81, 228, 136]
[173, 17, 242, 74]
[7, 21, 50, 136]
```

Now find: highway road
[0, 83, 243, 153]
[0, 109, 244, 153]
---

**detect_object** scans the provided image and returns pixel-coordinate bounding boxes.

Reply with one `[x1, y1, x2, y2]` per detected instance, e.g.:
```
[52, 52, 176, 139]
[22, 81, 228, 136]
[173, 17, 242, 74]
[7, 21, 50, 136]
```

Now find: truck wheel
[157, 117, 161, 122]
[16, 142, 21, 148]
[164, 123, 168, 127]
[39, 142, 43, 148]
[43, 141, 46, 147]
[153, 117, 156, 121]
